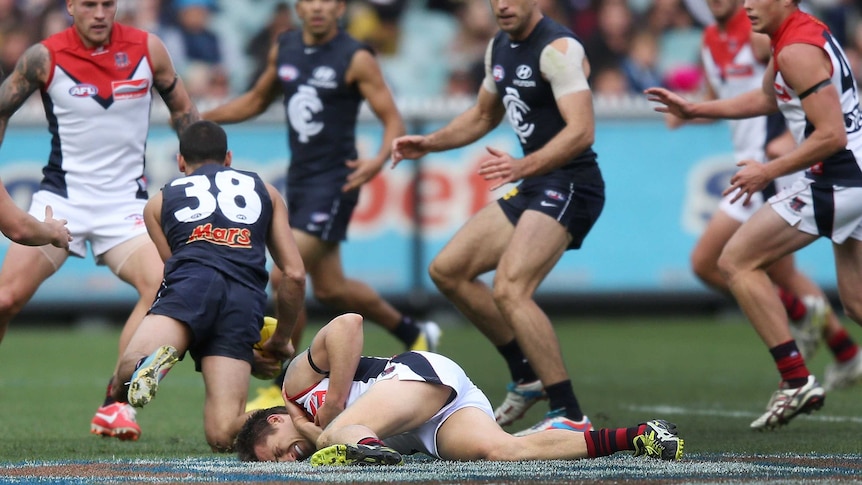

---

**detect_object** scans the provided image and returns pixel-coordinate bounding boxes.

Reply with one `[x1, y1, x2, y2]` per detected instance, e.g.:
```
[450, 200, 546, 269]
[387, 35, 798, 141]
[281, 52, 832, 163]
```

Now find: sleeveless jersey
[159, 164, 273, 292]
[489, 16, 596, 166]
[701, 8, 770, 162]
[275, 30, 369, 185]
[771, 10, 862, 186]
[41, 23, 153, 200]
[285, 355, 389, 418]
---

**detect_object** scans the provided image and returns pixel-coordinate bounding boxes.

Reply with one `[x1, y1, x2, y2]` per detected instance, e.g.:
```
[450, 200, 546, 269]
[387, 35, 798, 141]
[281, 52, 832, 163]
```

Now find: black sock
[545, 380, 583, 421]
[496, 339, 538, 383]
[392, 315, 421, 347]
[102, 378, 116, 407]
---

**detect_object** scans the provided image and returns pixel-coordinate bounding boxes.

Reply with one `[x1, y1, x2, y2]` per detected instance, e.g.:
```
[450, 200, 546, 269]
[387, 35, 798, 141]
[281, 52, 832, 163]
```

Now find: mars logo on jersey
[112, 79, 150, 100]
[69, 84, 98, 97]
[187, 223, 252, 248]
[278, 64, 299, 82]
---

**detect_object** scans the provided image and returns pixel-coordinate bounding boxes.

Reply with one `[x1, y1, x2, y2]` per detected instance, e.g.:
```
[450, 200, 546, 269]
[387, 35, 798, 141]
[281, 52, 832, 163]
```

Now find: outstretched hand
[644, 87, 696, 120]
[391, 135, 430, 168]
[43, 205, 71, 250]
[478, 146, 519, 191]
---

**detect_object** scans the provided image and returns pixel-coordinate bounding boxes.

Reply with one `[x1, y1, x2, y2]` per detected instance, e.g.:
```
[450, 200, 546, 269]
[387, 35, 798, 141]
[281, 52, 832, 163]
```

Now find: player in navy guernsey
[393, 0, 603, 436]
[112, 121, 305, 452]
[647, 0, 862, 429]
[205, 0, 440, 413]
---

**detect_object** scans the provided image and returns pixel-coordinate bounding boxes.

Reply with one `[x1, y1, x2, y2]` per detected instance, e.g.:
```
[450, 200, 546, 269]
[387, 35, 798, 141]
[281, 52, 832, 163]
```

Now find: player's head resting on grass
[178, 120, 231, 170]
[236, 407, 314, 462]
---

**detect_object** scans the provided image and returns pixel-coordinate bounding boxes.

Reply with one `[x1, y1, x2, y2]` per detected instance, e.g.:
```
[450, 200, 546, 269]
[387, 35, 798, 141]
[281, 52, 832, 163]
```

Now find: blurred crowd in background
[0, 0, 860, 102]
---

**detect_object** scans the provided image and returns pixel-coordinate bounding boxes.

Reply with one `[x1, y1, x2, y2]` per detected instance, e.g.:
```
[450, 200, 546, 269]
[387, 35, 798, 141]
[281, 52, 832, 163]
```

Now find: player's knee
[205, 427, 236, 453]
[477, 440, 518, 461]
[312, 284, 344, 307]
[841, 298, 862, 324]
[0, 288, 27, 317]
[429, 259, 459, 293]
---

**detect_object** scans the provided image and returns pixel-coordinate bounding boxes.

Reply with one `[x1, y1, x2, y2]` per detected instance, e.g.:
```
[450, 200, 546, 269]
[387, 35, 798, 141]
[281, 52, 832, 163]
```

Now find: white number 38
[171, 171, 262, 224]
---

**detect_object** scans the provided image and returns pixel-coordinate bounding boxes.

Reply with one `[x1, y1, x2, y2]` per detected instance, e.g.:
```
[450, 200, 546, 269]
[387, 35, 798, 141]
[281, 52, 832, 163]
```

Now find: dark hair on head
[235, 406, 288, 462]
[179, 120, 228, 165]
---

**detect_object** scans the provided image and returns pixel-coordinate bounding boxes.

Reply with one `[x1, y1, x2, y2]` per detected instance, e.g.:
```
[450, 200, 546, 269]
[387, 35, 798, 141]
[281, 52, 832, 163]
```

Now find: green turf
[1, 314, 861, 462]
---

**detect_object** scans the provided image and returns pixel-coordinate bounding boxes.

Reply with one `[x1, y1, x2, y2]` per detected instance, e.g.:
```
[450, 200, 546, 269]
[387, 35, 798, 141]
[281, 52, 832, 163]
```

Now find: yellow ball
[254, 316, 278, 351]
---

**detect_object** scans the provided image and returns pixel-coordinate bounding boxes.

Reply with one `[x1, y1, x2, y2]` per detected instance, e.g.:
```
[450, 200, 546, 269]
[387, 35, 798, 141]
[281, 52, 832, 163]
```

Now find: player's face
[489, 0, 540, 40]
[743, 0, 785, 34]
[253, 415, 315, 462]
[67, 0, 117, 48]
[295, 0, 344, 42]
[707, 0, 741, 23]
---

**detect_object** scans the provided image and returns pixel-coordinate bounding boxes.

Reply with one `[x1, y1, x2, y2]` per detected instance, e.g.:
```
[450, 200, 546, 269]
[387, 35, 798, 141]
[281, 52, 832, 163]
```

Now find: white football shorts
[27, 190, 148, 261]
[719, 172, 803, 223]
[769, 178, 862, 244]
[380, 351, 494, 459]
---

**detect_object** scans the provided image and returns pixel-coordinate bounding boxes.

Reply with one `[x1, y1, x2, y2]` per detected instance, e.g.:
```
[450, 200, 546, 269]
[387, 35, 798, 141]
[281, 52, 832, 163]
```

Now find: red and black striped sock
[358, 437, 386, 447]
[770, 340, 810, 387]
[827, 329, 860, 363]
[102, 378, 116, 406]
[778, 287, 806, 321]
[584, 425, 647, 457]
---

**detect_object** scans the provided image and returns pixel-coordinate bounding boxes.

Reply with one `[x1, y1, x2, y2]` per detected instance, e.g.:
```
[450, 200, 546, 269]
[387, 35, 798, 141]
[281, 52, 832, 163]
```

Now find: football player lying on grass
[235, 313, 684, 464]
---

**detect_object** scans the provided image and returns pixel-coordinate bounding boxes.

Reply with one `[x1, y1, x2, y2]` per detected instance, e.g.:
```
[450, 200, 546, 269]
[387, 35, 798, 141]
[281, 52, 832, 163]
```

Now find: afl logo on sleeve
[288, 85, 324, 143]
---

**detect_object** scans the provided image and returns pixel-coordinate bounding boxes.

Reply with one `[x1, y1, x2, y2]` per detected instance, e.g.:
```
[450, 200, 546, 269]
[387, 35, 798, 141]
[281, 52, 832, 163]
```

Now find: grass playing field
[0, 313, 860, 483]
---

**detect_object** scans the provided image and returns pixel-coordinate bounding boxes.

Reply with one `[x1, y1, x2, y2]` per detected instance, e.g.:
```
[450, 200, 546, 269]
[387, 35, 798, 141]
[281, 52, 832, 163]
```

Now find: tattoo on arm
[171, 111, 198, 135]
[0, 46, 48, 119]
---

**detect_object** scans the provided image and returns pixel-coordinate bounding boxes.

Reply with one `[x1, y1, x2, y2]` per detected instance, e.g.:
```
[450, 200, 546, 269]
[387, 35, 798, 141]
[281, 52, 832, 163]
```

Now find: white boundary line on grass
[627, 404, 862, 424]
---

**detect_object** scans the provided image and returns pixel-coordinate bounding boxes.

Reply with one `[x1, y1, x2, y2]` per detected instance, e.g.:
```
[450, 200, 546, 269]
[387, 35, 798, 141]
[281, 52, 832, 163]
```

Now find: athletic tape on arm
[541, 38, 589, 99]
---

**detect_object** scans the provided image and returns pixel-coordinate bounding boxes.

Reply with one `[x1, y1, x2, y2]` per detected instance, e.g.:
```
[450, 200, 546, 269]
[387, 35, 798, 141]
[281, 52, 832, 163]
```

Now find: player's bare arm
[0, 44, 49, 147]
[264, 184, 305, 361]
[203, 43, 282, 124]
[307, 313, 364, 428]
[143, 193, 173, 262]
[0, 185, 70, 249]
[342, 49, 405, 192]
[765, 43, 847, 176]
[725, 44, 845, 204]
[148, 33, 199, 134]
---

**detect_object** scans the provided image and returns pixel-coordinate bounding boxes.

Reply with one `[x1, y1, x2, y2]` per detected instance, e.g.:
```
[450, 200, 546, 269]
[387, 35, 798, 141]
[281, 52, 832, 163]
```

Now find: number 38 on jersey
[171, 171, 263, 224]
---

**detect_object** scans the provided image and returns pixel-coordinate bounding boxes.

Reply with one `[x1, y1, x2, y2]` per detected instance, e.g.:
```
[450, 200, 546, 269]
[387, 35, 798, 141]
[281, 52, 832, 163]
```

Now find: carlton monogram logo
[502, 87, 534, 143]
[288, 85, 324, 143]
